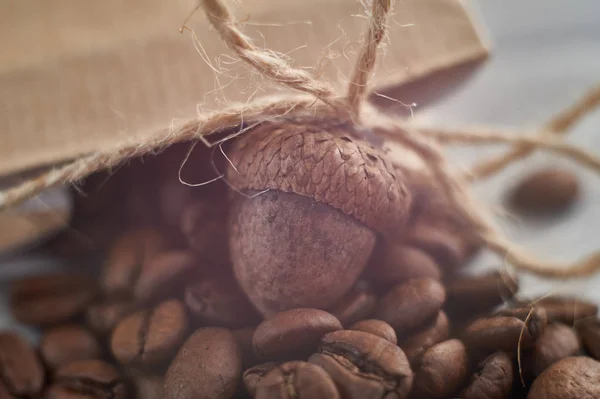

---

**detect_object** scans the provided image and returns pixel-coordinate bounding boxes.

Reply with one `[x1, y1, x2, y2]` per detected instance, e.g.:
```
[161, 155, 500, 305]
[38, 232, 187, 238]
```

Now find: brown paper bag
[0, 0, 489, 252]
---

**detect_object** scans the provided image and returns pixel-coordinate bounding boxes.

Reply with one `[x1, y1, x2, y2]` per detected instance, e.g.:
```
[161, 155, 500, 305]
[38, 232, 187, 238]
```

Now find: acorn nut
[226, 121, 411, 316]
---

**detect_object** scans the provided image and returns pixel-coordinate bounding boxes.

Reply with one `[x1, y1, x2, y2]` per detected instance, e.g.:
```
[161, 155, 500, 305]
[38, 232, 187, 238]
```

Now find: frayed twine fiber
[464, 84, 600, 181]
[2, 0, 600, 279]
[346, 0, 392, 119]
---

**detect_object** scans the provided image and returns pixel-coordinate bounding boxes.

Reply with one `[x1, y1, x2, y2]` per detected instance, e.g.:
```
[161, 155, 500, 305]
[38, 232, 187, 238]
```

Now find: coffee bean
[399, 311, 450, 362]
[577, 317, 600, 359]
[243, 362, 279, 396]
[122, 160, 164, 226]
[111, 299, 189, 367]
[11, 273, 99, 326]
[156, 144, 227, 212]
[459, 352, 514, 399]
[445, 271, 518, 319]
[253, 308, 342, 361]
[254, 361, 340, 399]
[375, 278, 446, 334]
[159, 177, 194, 228]
[412, 339, 469, 398]
[131, 374, 164, 399]
[40, 324, 102, 370]
[523, 323, 581, 377]
[53, 170, 128, 256]
[349, 319, 397, 344]
[0, 380, 11, 398]
[528, 356, 600, 399]
[526, 296, 598, 325]
[494, 306, 548, 341]
[47, 359, 127, 399]
[233, 327, 259, 369]
[134, 250, 196, 303]
[85, 299, 137, 336]
[328, 285, 376, 327]
[0, 331, 45, 397]
[368, 244, 441, 286]
[185, 275, 260, 328]
[508, 167, 579, 214]
[462, 316, 534, 356]
[407, 224, 466, 271]
[164, 327, 242, 399]
[309, 330, 413, 399]
[181, 200, 229, 262]
[101, 228, 170, 296]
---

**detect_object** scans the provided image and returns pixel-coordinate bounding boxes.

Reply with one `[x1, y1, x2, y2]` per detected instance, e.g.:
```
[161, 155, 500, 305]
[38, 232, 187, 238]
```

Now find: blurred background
[430, 0, 600, 302]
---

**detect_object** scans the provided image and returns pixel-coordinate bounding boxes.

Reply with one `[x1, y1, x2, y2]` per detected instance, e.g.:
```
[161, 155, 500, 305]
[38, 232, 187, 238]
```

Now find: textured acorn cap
[226, 121, 411, 235]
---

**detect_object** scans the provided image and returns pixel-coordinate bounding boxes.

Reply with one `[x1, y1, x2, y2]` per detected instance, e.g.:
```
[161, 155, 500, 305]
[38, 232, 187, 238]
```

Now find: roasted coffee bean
[508, 167, 579, 214]
[134, 250, 196, 303]
[180, 200, 229, 262]
[528, 356, 600, 399]
[445, 271, 518, 319]
[11, 273, 98, 326]
[349, 319, 397, 344]
[407, 224, 466, 271]
[132, 374, 164, 399]
[0, 380, 11, 398]
[111, 299, 189, 367]
[494, 306, 548, 340]
[309, 330, 413, 399]
[121, 160, 164, 226]
[462, 316, 534, 356]
[159, 177, 194, 228]
[243, 362, 279, 396]
[185, 275, 260, 328]
[368, 244, 441, 286]
[328, 285, 376, 327]
[47, 359, 127, 399]
[49, 170, 130, 257]
[399, 311, 450, 362]
[412, 339, 469, 398]
[577, 317, 600, 359]
[0, 331, 44, 398]
[101, 228, 170, 296]
[523, 323, 581, 377]
[85, 299, 137, 336]
[253, 308, 342, 361]
[527, 296, 598, 325]
[254, 361, 340, 399]
[40, 324, 102, 370]
[233, 327, 259, 369]
[164, 327, 242, 399]
[459, 352, 514, 399]
[375, 278, 446, 334]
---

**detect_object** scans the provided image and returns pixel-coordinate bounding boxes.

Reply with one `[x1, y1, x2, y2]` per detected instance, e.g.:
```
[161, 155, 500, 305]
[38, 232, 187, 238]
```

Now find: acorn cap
[226, 121, 411, 235]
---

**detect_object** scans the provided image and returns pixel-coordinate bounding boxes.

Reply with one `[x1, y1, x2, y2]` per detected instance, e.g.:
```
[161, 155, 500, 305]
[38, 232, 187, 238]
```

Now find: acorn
[226, 120, 411, 316]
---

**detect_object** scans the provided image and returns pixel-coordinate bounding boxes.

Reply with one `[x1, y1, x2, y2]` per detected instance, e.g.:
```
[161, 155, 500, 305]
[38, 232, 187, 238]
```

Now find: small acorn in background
[225, 120, 411, 316]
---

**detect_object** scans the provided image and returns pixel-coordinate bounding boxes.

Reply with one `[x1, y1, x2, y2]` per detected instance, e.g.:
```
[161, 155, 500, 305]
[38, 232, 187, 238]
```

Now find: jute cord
[198, 0, 344, 113]
[2, 0, 600, 279]
[468, 85, 600, 181]
[346, 0, 391, 119]
[380, 121, 600, 175]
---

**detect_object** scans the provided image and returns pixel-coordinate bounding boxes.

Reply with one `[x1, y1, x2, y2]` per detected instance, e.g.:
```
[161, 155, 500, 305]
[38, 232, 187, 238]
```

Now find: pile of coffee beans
[3, 143, 595, 399]
[3, 224, 600, 398]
